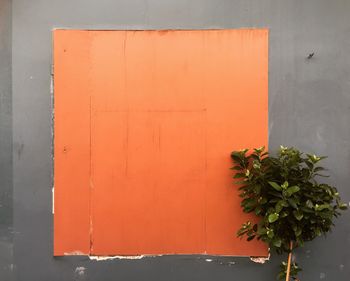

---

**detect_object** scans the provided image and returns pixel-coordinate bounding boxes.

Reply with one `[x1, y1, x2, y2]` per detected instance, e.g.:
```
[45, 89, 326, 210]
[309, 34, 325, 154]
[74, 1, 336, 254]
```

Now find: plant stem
[285, 241, 294, 281]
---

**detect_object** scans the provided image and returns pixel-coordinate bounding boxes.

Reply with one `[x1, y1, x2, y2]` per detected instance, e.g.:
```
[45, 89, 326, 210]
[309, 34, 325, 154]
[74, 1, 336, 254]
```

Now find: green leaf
[254, 146, 265, 154]
[286, 185, 300, 197]
[233, 173, 245, 179]
[254, 185, 262, 194]
[314, 166, 326, 172]
[237, 228, 248, 237]
[238, 185, 249, 190]
[275, 202, 283, 213]
[305, 199, 314, 208]
[255, 206, 263, 215]
[281, 181, 289, 189]
[241, 198, 256, 209]
[288, 198, 298, 209]
[277, 271, 285, 280]
[267, 229, 274, 238]
[275, 200, 288, 213]
[315, 203, 330, 211]
[339, 203, 348, 210]
[235, 180, 247, 185]
[247, 235, 255, 241]
[243, 205, 255, 213]
[272, 238, 282, 247]
[230, 166, 242, 171]
[268, 190, 283, 199]
[280, 211, 289, 218]
[300, 207, 314, 213]
[294, 227, 302, 237]
[315, 228, 322, 236]
[268, 181, 282, 191]
[293, 210, 303, 221]
[268, 213, 279, 223]
[257, 227, 267, 235]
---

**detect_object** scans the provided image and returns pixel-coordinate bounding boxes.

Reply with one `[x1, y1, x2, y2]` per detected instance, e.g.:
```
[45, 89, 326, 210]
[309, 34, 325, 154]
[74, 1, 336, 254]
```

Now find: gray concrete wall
[0, 0, 349, 280]
[0, 0, 13, 280]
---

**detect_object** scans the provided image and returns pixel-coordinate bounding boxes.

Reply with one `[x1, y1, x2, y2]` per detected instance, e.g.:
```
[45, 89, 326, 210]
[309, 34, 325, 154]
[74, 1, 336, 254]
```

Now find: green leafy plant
[231, 146, 347, 280]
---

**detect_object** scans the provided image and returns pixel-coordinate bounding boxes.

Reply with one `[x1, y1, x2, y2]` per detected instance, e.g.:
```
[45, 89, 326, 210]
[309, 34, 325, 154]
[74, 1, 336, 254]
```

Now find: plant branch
[285, 241, 293, 281]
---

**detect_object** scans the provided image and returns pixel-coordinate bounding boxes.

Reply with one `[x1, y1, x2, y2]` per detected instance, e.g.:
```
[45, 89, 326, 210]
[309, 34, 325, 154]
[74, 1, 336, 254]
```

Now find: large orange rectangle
[54, 29, 268, 256]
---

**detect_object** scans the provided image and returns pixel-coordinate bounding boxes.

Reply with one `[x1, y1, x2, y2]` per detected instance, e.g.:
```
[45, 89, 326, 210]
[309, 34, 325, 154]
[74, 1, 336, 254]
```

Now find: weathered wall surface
[0, 0, 13, 280]
[0, 0, 349, 280]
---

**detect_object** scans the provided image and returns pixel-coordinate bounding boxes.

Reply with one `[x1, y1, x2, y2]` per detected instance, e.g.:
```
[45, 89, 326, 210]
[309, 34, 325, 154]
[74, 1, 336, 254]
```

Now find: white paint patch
[89, 255, 160, 261]
[250, 257, 268, 264]
[250, 252, 270, 264]
[205, 259, 213, 262]
[64, 251, 85, 255]
[320, 272, 326, 279]
[75, 266, 86, 276]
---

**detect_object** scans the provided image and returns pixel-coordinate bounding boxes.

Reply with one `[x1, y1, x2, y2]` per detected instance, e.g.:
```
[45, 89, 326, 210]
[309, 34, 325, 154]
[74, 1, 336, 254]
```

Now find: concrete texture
[0, 0, 13, 280]
[0, 0, 348, 280]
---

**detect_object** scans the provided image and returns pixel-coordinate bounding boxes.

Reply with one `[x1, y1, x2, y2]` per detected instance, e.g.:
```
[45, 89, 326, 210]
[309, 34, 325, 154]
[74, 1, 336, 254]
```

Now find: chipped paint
[64, 251, 85, 255]
[89, 255, 160, 261]
[250, 251, 270, 264]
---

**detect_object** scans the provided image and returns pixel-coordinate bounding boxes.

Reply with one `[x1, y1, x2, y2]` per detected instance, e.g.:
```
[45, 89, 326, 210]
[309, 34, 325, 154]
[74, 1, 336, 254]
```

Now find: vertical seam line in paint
[202, 34, 208, 253]
[123, 31, 129, 176]
[88, 31, 93, 254]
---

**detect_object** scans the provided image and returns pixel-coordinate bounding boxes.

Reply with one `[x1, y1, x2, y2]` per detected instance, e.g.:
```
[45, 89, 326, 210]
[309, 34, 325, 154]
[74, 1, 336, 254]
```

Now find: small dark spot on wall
[14, 142, 24, 160]
[307, 52, 315, 59]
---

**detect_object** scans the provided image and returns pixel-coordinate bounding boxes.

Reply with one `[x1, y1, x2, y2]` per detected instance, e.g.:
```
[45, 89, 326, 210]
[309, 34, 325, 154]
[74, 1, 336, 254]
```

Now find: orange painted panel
[53, 31, 91, 255]
[54, 29, 268, 256]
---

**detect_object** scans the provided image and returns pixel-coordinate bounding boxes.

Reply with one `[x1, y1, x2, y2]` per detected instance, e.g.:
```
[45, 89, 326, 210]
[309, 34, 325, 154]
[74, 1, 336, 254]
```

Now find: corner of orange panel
[52, 28, 67, 40]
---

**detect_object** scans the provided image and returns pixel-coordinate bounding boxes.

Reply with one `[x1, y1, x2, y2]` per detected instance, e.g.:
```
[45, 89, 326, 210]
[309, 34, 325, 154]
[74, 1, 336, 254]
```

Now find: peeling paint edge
[63, 248, 269, 261]
[88, 255, 161, 261]
[250, 251, 270, 264]
[61, 251, 270, 260]
[52, 27, 270, 32]
[84, 253, 270, 261]
[64, 251, 86, 256]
